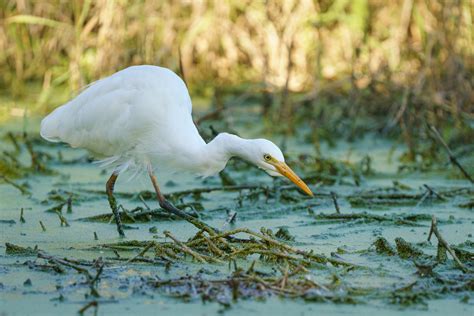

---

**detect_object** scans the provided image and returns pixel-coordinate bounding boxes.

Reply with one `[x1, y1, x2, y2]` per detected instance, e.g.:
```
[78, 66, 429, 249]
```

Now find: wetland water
[0, 118, 472, 315]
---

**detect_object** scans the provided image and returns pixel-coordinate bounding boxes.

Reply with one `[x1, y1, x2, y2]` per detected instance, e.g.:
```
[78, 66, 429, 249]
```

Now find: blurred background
[0, 0, 472, 163]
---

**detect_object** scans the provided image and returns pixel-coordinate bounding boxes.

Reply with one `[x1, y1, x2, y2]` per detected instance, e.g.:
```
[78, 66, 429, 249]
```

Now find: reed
[0, 1, 472, 150]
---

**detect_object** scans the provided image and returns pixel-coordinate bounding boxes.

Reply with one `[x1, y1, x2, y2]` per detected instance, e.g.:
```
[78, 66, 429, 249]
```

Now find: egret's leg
[106, 173, 125, 237]
[148, 170, 217, 234]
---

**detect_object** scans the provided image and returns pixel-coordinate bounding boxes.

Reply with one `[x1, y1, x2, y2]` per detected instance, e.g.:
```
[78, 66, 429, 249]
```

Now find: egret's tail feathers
[93, 156, 121, 168]
[40, 114, 62, 142]
[40, 105, 69, 143]
[93, 156, 144, 181]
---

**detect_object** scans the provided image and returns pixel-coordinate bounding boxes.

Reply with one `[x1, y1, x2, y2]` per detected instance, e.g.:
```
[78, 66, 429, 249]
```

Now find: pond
[0, 115, 472, 315]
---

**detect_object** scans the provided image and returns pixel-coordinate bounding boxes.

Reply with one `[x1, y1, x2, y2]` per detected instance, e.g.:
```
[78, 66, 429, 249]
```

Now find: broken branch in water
[428, 215, 469, 273]
[38, 252, 92, 278]
[38, 252, 103, 297]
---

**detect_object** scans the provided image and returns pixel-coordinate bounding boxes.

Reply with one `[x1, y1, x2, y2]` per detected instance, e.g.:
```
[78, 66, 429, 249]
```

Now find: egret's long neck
[198, 133, 250, 176]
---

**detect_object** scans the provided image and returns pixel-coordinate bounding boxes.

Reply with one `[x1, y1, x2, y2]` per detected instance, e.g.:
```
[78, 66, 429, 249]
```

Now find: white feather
[41, 65, 288, 181]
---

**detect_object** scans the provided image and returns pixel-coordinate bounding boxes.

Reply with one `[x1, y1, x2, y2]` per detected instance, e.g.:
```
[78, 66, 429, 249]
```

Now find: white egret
[40, 65, 313, 236]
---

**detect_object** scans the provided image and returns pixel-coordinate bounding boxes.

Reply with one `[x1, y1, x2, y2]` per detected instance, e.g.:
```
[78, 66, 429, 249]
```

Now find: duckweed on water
[1, 127, 473, 314]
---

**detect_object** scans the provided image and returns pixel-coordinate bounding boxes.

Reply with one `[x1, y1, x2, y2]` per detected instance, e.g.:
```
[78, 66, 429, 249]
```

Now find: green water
[0, 117, 472, 316]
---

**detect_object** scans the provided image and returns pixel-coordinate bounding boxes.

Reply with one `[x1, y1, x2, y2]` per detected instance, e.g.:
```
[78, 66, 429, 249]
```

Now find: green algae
[395, 237, 425, 259]
[1, 121, 473, 315]
[373, 237, 396, 256]
[5, 243, 38, 256]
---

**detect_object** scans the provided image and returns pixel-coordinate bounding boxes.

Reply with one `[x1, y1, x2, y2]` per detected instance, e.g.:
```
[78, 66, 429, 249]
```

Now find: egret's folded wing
[40, 65, 194, 159]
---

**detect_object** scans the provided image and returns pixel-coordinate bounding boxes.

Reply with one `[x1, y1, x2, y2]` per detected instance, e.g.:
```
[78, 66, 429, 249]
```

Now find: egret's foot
[107, 194, 125, 237]
[159, 199, 219, 235]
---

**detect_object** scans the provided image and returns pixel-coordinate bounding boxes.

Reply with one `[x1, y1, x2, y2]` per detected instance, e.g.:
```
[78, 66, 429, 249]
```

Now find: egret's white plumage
[41, 65, 312, 192]
[41, 65, 313, 237]
[41, 66, 200, 175]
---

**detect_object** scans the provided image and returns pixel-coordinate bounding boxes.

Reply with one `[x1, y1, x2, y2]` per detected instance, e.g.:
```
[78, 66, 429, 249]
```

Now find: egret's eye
[263, 154, 271, 161]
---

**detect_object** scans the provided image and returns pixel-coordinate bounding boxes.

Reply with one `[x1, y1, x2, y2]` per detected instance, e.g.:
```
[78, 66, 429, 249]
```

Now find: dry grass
[0, 1, 472, 145]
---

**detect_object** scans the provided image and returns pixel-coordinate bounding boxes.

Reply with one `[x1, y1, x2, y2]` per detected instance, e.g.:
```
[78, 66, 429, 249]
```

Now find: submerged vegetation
[1, 129, 473, 313]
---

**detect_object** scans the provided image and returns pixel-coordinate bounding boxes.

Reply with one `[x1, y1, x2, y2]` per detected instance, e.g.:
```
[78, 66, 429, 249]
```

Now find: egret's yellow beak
[270, 160, 313, 197]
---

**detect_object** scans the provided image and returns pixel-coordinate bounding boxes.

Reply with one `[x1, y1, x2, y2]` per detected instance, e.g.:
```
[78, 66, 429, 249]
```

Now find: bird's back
[41, 66, 203, 169]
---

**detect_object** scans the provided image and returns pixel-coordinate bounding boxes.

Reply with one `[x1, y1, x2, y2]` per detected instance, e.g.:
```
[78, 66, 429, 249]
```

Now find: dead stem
[6, 132, 21, 152]
[154, 242, 179, 260]
[429, 125, 473, 183]
[164, 231, 208, 263]
[126, 242, 156, 263]
[78, 301, 98, 314]
[24, 136, 48, 173]
[39, 220, 46, 232]
[203, 236, 225, 256]
[55, 211, 70, 227]
[38, 252, 103, 297]
[66, 195, 73, 213]
[19, 208, 25, 223]
[423, 184, 446, 201]
[138, 194, 150, 210]
[178, 45, 187, 87]
[428, 215, 469, 273]
[0, 175, 30, 195]
[330, 191, 341, 213]
[38, 252, 92, 279]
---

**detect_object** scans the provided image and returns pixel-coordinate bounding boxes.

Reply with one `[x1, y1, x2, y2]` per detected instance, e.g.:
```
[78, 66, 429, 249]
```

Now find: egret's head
[245, 139, 313, 197]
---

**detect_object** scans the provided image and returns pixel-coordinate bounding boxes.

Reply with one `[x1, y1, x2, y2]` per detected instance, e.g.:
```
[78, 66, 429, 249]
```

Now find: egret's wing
[40, 66, 195, 161]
